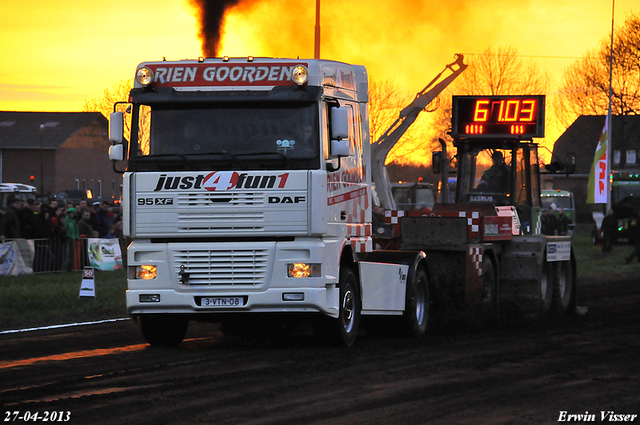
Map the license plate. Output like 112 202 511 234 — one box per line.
200 297 244 307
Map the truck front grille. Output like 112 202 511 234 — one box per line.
172 248 269 286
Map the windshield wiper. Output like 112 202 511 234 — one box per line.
134 153 197 169
234 151 299 169
181 151 243 166
134 152 243 168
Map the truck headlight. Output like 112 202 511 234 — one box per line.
287 263 321 278
291 65 308 85
136 67 154 87
136 265 157 280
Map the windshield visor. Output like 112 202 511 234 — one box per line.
130 102 320 170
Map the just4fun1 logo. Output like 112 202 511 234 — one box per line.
153 172 290 192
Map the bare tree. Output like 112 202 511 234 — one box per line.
430 46 551 159
555 13 640 126
368 77 442 165
83 79 132 119
368 78 430 164
83 79 152 155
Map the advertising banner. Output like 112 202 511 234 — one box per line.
0 241 32 276
87 238 123 271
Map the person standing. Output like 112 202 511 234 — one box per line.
624 214 640 264
542 207 558 236
0 205 5 243
556 208 570 236
78 210 97 238
601 209 618 253
65 207 80 271
95 201 113 238
4 196 23 239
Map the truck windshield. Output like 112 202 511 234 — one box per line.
129 102 320 171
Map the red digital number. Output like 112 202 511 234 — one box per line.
473 100 490 121
520 100 536 121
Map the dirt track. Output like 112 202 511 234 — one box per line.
1 276 639 425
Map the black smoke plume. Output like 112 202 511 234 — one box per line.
191 0 242 57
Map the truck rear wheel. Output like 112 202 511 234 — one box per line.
553 260 575 314
139 315 188 347
337 267 361 347
403 267 429 336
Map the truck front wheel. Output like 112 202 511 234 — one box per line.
337 267 361 347
139 315 189 347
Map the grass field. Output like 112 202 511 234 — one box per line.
0 224 637 332
0 270 127 332
572 223 640 281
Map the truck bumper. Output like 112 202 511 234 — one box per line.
126 285 339 317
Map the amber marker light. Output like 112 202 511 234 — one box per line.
287 263 321 278
136 265 157 280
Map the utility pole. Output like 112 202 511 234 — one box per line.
314 0 320 59
606 0 615 212
40 124 44 197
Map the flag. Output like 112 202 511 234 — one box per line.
586 114 610 204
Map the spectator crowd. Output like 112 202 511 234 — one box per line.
1 197 123 272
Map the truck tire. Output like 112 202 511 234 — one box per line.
337 267 361 347
140 315 188 347
481 256 497 321
403 266 429 336
553 260 575 314
540 261 554 316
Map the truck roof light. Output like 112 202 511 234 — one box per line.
136 67 154 87
222 56 230 62
247 56 254 62
291 65 308 85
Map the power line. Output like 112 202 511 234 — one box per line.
460 53 585 60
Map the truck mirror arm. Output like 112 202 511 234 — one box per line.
326 158 342 172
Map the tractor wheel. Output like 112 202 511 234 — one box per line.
539 261 554 316
553 260 575 314
481 256 497 321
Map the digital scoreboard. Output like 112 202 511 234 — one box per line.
451 95 545 139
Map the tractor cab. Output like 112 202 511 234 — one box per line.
453 141 542 234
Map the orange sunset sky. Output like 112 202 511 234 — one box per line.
1 1 637 134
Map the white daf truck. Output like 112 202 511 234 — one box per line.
109 56 575 346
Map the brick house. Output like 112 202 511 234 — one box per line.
0 111 122 201
550 115 640 221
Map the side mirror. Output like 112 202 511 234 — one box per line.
432 151 442 174
109 144 124 162
566 152 576 174
331 107 349 140
109 111 124 144
330 139 350 158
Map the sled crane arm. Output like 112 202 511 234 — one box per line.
371 54 467 210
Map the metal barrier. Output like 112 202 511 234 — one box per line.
3 238 128 274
